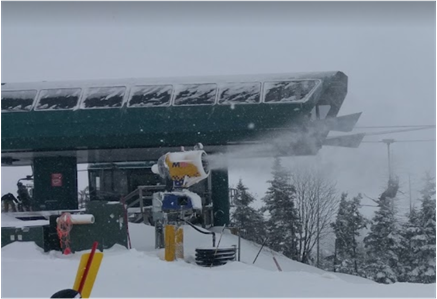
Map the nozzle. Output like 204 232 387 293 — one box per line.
151 164 159 175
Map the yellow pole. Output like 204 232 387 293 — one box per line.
165 225 176 261
73 252 104 298
175 226 184 259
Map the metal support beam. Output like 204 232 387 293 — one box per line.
382 139 395 181
211 169 230 226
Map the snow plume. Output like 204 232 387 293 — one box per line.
205 120 323 170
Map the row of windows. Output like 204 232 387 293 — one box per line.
1 79 320 112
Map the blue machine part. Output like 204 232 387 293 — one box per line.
173 178 185 188
162 193 194 211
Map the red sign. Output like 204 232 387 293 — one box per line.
51 173 63 187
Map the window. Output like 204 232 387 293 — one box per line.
113 170 128 196
174 84 217 106
218 82 261 105
264 80 319 103
36 88 81 110
128 85 172 107
81 86 126 109
1 90 37 112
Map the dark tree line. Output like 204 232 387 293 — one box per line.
231 157 338 264
230 158 435 285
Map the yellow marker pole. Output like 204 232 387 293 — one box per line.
73 242 104 298
175 226 184 259
165 225 176 261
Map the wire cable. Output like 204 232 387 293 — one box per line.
362 126 436 136
355 125 435 129
362 139 436 144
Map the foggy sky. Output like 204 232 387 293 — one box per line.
1 2 435 216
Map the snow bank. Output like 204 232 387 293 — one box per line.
1 223 435 298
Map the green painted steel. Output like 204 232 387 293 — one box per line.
1 226 45 249
33 157 78 211
1 202 128 252
2 105 310 152
211 169 230 226
1 71 347 160
68 201 128 252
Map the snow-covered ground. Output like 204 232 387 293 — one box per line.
1 222 435 298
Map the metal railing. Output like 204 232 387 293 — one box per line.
121 185 166 224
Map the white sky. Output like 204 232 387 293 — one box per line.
1 2 435 217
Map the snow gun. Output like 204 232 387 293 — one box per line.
151 144 210 262
151 145 209 189
151 145 209 217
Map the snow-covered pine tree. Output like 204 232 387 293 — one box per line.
332 193 367 276
398 206 421 282
363 178 401 284
413 173 436 283
349 194 369 278
332 193 350 272
230 179 266 244
261 157 300 260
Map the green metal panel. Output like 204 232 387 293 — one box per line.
211 169 230 226
68 201 128 252
33 157 78 211
2 227 16 247
2 72 349 164
2 104 309 152
1 226 45 249
2 202 127 252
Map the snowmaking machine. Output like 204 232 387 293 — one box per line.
150 144 211 257
150 144 234 265
151 144 209 224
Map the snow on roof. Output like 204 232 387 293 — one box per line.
1 214 49 228
1 71 343 91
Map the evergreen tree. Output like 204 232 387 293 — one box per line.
230 179 266 244
398 207 421 282
363 179 401 284
262 157 301 260
332 193 350 271
412 173 436 283
332 193 367 276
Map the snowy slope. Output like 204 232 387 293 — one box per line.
1 223 435 298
